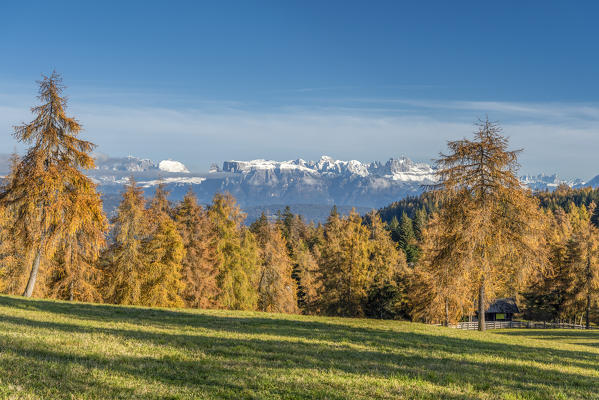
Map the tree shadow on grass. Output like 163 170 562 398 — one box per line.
0 296 598 399
2 296 597 366
494 329 599 348
1 322 597 400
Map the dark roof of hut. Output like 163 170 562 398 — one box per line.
486 298 519 314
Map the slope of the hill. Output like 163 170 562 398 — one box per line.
0 296 598 399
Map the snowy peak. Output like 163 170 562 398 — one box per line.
220 156 437 183
158 160 189 173
92 155 591 193
94 156 189 174
94 155 156 172
520 174 585 191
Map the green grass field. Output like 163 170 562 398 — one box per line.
0 296 597 399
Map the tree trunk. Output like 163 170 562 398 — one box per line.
444 298 449 327
586 255 591 329
23 246 42 297
69 281 74 301
478 280 486 331
586 288 591 330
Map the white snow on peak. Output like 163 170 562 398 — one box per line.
159 160 189 173
139 177 205 188
221 156 438 183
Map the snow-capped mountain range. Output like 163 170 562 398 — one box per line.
520 174 585 191
82 155 596 221
90 155 438 218
0 154 588 221
217 156 436 182
94 155 190 174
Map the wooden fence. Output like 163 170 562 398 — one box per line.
451 321 598 330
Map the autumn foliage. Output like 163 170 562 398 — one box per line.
1 74 598 327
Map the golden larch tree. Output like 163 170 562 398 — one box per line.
103 178 148 304
208 193 259 310
251 214 298 313
0 154 29 294
411 210 474 325
0 72 108 297
563 203 599 328
173 189 219 308
318 209 372 316
141 212 185 308
46 187 108 302
430 119 544 330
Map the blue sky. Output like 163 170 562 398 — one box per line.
1 1 599 178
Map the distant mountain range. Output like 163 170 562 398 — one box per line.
90 155 438 221
0 154 595 222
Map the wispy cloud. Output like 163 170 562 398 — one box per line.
1 92 598 179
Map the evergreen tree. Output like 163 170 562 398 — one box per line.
398 212 420 263
398 212 414 249
0 72 108 297
413 207 428 242
174 189 219 308
252 213 269 235
103 178 148 304
388 216 401 243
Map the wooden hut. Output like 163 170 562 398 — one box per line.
483 298 520 321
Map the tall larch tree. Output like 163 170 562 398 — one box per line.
251 215 298 313
174 189 219 308
292 242 320 313
364 212 409 319
411 209 474 325
431 119 543 330
148 183 171 220
0 154 29 294
141 214 185 308
103 178 148 304
138 185 184 307
46 188 108 302
276 207 321 313
0 72 108 297
564 203 599 328
208 193 259 310
318 209 372 316
367 212 406 286
523 208 574 322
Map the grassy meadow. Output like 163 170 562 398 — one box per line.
0 295 597 399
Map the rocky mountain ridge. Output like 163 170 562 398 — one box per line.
88 155 596 221
0 154 594 222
